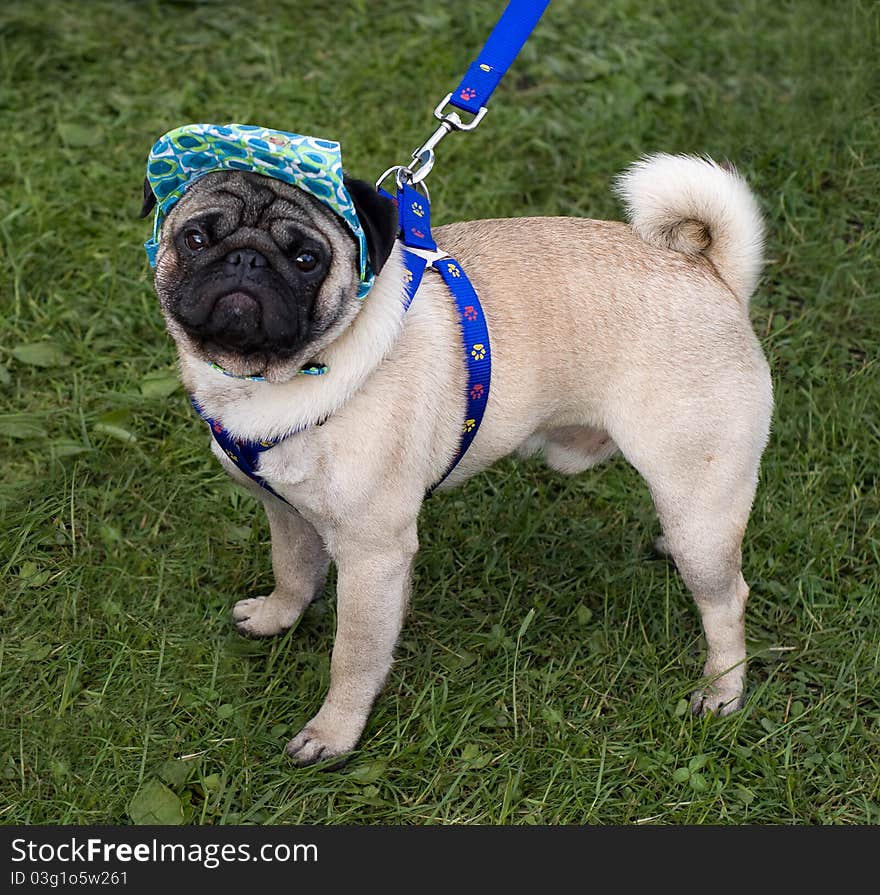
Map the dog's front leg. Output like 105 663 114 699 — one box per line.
233 499 330 638
285 521 418 766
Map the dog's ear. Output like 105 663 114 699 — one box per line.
139 177 157 218
344 176 399 275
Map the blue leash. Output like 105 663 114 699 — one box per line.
194 1 549 504
377 0 551 188
450 0 552 116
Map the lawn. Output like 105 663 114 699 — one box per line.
1 0 878 824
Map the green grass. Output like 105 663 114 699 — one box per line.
1 0 878 825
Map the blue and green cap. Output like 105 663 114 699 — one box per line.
144 123 374 300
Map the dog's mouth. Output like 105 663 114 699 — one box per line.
174 273 310 360
200 290 264 352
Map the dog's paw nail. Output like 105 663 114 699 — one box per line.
285 734 310 756
232 595 295 638
285 726 354 768
285 731 329 766
232 596 264 622
690 688 743 717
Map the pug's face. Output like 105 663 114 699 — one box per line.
147 170 397 382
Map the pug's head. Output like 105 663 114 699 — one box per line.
141 170 398 382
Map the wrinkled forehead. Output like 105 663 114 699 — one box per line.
165 171 358 257
167 171 340 233
172 171 306 215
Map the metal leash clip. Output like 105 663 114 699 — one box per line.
376 92 489 196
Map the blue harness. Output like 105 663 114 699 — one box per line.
393 183 492 493
194 183 491 501
190 0 550 505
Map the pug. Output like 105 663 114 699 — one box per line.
142 151 772 766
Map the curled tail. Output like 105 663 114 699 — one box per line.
614 153 764 303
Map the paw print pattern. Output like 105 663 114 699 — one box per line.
462 418 476 433
470 343 486 361
469 383 485 401
446 262 461 278
459 87 477 102
410 227 425 240
411 201 425 218
463 305 478 321
403 268 414 283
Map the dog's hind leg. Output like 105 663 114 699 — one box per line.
233 500 330 638
611 370 771 715
653 482 754 716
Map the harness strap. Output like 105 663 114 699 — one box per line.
394 182 492 491
429 256 491 491
191 397 301 507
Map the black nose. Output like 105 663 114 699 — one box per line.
224 248 268 269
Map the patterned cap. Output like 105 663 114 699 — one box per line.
144 123 374 300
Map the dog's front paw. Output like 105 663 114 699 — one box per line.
285 721 357 768
232 594 302 638
691 657 746 716
690 681 744 717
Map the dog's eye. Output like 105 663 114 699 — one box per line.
184 229 208 251
294 250 318 272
